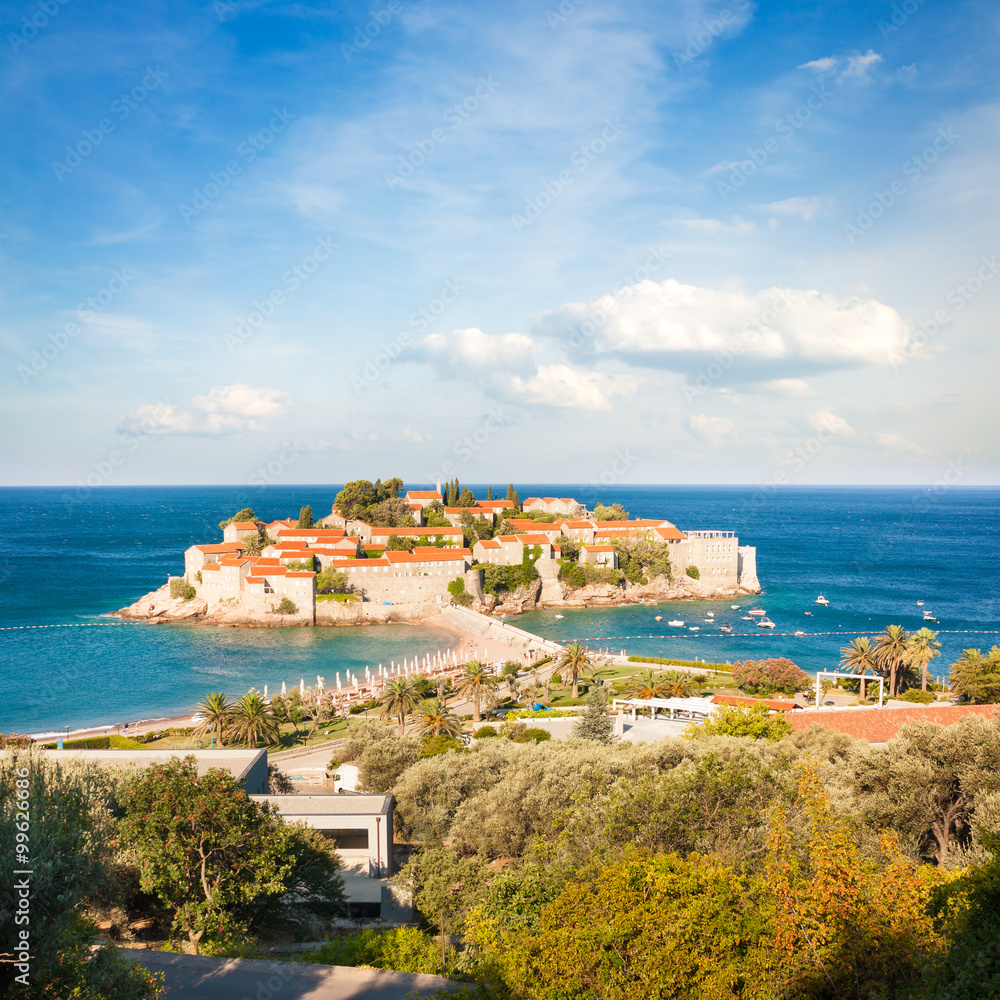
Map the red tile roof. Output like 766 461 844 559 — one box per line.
712 694 802 713
194 542 245 554
654 526 686 541
475 539 501 549
231 521 258 529
582 545 614 552
786 704 1000 742
405 491 443 500
369 526 463 537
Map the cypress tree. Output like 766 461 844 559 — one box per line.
487 485 493 500
572 686 616 744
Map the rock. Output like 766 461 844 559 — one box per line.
116 583 207 621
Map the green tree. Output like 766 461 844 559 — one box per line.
688 703 791 742
219 507 256 530
454 660 498 723
194 692 232 747
456 487 477 507
622 668 666 699
228 691 279 746
556 642 594 699
334 479 377 520
592 502 629 521
270 596 298 615
316 567 350 594
553 533 580 561
386 534 416 551
412 698 463 737
297 505 314 528
949 646 1000 704
572 686 616 744
357 737 421 793
874 624 913 697
447 576 473 607
685 564 700 579
840 635 877 700
660 669 699 697
505 483 520 509
369 496 416 527
910 627 943 692
379 678 419 737
0 751 164 999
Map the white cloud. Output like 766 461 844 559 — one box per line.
505 365 634 411
667 215 755 235
798 56 838 74
809 409 854 436
689 414 735 447
877 432 925 457
119 384 289 436
414 327 538 377
755 197 825 221
191 384 289 416
533 278 911 378
702 160 744 176
843 50 882 78
748 378 816 397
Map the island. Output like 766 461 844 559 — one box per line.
115 480 761 627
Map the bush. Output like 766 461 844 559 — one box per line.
685 565 700 579
731 658 810 695
0 733 32 749
270 597 298 615
420 734 466 757
41 735 145 750
688 704 792 742
448 577 473 607
170 578 195 600
474 725 498 739
558 559 586 588
298 927 447 975
898 688 937 704
316 568 349 594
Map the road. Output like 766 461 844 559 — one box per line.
121 949 461 999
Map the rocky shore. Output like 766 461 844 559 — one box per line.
115 571 759 628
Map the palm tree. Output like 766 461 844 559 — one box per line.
660 670 698 698
874 625 912 697
840 636 877 701
412 698 463 737
228 691 279 747
454 660 498 723
623 669 666 700
194 692 231 747
378 678 418 737
556 643 594 700
909 627 942 692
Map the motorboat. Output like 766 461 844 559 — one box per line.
731 604 740 610
795 630 805 636
554 614 565 619
748 607 766 616
706 612 714 618
923 614 937 622
815 595 829 606
741 615 753 620
756 618 776 629
668 619 684 627
917 601 925 607
655 615 662 622
804 611 812 615
719 623 732 633
689 626 700 631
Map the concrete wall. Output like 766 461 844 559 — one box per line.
314 601 446 625
737 546 760 592
670 531 739 588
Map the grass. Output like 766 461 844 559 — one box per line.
143 717 350 752
316 594 359 603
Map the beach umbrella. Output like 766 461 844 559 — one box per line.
263 684 268 701
336 675 342 691
300 677 305 694
281 681 287 698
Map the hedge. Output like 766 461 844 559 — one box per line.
627 655 731 671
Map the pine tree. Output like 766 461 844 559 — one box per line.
297 505 314 528
572 686 616 744
487 485 493 500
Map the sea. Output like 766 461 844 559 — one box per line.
1 485 997 735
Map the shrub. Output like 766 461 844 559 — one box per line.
270 597 298 615
170 577 195 600
286 559 315 572
298 927 446 975
558 559 586 588
420 734 466 757
0 733 32 749
687 704 791 742
448 577 473 607
551 672 562 684
474 725 498 739
731 658 810 695
316 568 350 594
685 565 700 579
898 688 937 704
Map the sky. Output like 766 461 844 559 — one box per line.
1 0 997 489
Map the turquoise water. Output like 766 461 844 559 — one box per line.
0 485 997 733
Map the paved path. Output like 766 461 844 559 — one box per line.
121 949 461 999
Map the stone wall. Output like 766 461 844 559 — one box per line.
315 601 446 625
344 570 458 606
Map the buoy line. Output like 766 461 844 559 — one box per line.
572 629 1000 641
0 622 137 631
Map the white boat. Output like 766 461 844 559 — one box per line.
689 626 699 631
706 612 714 618
655 616 662 622
923 614 937 622
756 618 776 629
795 630 805 636
748 607 766 616
917 601 925 607
731 604 740 610
741 615 753 620
815 595 829 606
668 620 684 627
554 614 565 619
719 624 732 633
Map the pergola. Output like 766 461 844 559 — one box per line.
612 696 718 722
814 670 885 708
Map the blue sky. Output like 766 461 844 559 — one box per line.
1 0 997 488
